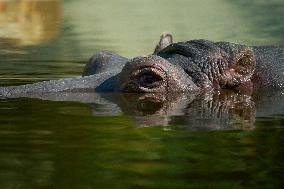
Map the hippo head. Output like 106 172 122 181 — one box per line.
118 55 199 92
118 40 256 93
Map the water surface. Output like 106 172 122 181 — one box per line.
0 0 284 188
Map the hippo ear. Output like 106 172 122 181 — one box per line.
233 48 256 76
224 48 256 88
153 32 173 54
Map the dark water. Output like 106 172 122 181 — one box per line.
0 0 284 188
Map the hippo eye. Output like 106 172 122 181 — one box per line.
135 69 164 88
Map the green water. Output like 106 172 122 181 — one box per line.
0 0 284 188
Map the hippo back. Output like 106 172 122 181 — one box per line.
252 45 284 92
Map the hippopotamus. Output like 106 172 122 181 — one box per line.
0 32 283 97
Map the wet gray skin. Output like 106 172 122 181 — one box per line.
0 33 283 97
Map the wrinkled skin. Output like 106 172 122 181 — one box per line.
119 38 283 94
0 33 283 130
0 33 283 97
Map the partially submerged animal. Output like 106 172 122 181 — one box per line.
0 32 283 97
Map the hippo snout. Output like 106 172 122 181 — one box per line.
118 55 200 93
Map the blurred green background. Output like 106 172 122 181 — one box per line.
0 0 283 84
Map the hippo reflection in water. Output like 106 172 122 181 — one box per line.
0 33 283 129
10 90 284 129
0 32 283 95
